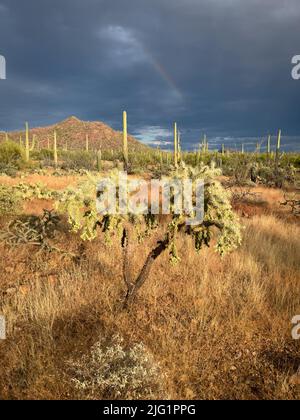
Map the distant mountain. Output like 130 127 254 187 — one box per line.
2 116 149 152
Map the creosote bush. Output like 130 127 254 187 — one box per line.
68 334 167 399
0 141 23 166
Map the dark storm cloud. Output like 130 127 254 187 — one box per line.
0 0 299 150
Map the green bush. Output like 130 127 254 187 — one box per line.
0 185 22 215
60 150 95 170
0 141 23 167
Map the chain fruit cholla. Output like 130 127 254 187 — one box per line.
56 164 242 306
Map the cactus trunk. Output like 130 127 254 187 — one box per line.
267 134 271 154
174 122 178 167
97 149 102 171
123 111 128 170
86 134 89 152
277 130 281 151
25 122 30 162
53 131 58 168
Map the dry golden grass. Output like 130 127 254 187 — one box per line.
0 173 79 190
0 191 299 400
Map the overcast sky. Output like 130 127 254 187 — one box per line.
0 0 299 151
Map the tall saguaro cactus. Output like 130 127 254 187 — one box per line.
25 122 30 162
123 111 128 170
86 134 89 152
274 129 282 186
177 129 182 163
267 134 271 155
97 149 102 171
24 122 35 162
277 129 281 151
53 130 58 168
174 122 178 167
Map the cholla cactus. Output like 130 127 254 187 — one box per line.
56 164 242 306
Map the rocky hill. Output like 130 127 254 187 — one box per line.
2 116 149 152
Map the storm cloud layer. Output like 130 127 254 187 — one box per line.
0 0 299 151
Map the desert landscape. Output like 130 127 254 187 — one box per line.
0 117 299 400
1 0 300 403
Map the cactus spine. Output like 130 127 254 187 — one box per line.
123 111 128 170
53 130 58 168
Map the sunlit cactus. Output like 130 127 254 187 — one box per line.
123 111 128 169
53 130 58 168
86 134 89 152
25 122 31 162
97 149 102 171
267 134 271 154
277 129 281 151
174 122 178 167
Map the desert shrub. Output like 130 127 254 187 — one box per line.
60 151 95 170
13 182 58 200
68 334 167 399
0 185 22 215
0 141 23 168
0 164 18 177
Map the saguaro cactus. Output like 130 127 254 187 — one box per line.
25 122 30 162
177 130 181 163
86 134 89 152
174 122 178 167
277 129 281 151
242 144 244 154
123 111 128 170
221 144 225 155
53 130 58 168
97 149 102 171
267 134 271 155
